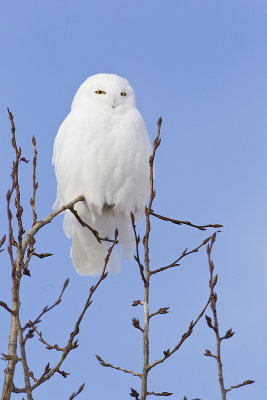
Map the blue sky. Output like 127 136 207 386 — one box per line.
0 1 267 399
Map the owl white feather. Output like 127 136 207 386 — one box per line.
53 73 152 276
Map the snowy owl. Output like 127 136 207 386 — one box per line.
53 73 152 276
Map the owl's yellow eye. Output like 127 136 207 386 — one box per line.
95 90 106 94
121 92 127 96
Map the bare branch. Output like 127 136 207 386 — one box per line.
147 391 173 396
69 383 85 400
69 206 116 243
0 234 6 253
2 109 25 400
147 295 212 371
1 353 21 362
31 327 65 351
130 388 141 399
32 252 52 259
0 301 14 315
132 300 143 307
132 317 144 333
21 195 85 257
149 307 169 319
150 211 222 231
205 233 254 398
23 279 69 331
131 212 147 286
140 117 162 400
206 234 226 399
13 230 118 394
17 317 34 399
96 355 141 378
226 380 255 393
30 136 38 227
151 236 212 275
204 349 217 359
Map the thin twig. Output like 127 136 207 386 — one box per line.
147 391 173 396
0 301 14 315
206 234 226 399
69 206 116 243
95 355 141 378
226 380 254 393
1 109 24 400
147 294 212 371
68 383 85 400
23 279 69 331
151 236 212 275
0 234 6 253
149 307 169 319
21 195 85 258
205 234 254 398
17 318 33 399
131 212 147 286
150 211 222 231
140 117 162 400
30 136 38 227
12 231 118 394
31 326 65 351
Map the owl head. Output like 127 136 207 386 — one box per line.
71 73 136 113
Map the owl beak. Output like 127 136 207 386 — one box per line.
111 98 119 108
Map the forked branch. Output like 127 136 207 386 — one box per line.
204 234 254 399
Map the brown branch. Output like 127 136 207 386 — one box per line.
9 116 33 398
69 383 85 400
96 355 141 378
204 349 217 359
151 236 212 275
32 252 52 259
226 380 255 393
147 391 172 396
140 117 162 400
21 195 85 259
17 318 33 399
31 326 65 351
205 234 254 398
206 234 226 399
149 307 169 319
131 212 147 286
69 206 116 244
132 300 143 307
13 230 118 394
25 135 38 273
28 371 37 383
0 301 14 315
30 136 38 227
0 234 6 253
130 388 141 399
2 109 24 400
147 295 212 371
132 318 144 333
23 278 69 331
8 109 24 255
34 363 50 386
1 354 21 362
150 211 222 231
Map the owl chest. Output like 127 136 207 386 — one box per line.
80 121 139 173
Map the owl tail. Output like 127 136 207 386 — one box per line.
63 205 134 276
70 225 121 276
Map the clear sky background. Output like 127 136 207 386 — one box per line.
0 1 266 399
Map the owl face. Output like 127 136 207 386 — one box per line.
71 73 136 113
